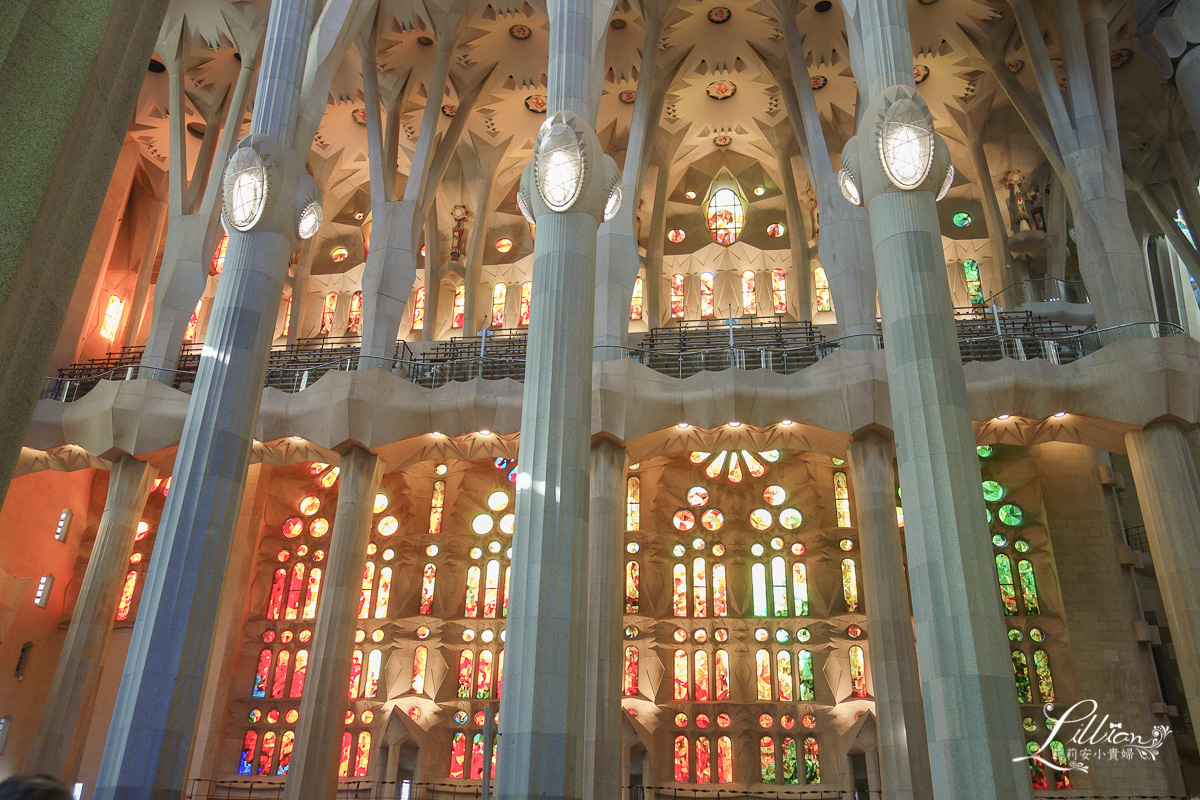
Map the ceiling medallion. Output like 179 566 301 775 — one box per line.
441 104 457 117
913 64 931 84
618 89 637 104
1110 48 1133 69
525 94 548 113
713 134 733 147
509 24 532 39
351 108 367 126
708 6 732 23
1007 59 1025 73
706 79 737 100
811 75 828 90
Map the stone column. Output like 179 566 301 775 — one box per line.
846 432 931 800
91 3 320 798
845 1 1031 797
282 447 384 800
1125 420 1200 727
582 439 625 800
23 454 157 781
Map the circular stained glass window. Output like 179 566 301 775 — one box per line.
696 714 710 728
714 628 728 642
500 513 515 534
309 518 328 537
376 516 397 536
354 630 365 643
999 504 1024 526
667 228 686 243
1014 539 1030 553
1008 628 1024 642
750 509 773 530
692 537 706 550
1030 627 1046 642
702 509 724 530
717 713 731 728
797 628 811 642
285 708 300 724
382 548 394 561
312 549 325 561
435 463 448 475
694 628 708 643
472 514 494 534
488 491 510 511
780 508 803 529
781 714 795 729
462 629 476 642
374 494 389 513
366 543 378 556
469 547 483 559
673 510 696 531
417 625 430 639
763 485 786 506
672 544 686 557
344 711 356 724
775 628 790 643
480 629 495 643
495 237 514 253
249 709 261 723
624 625 638 638
687 486 709 506
759 714 774 729
711 543 726 556
839 538 855 551
982 480 1005 503
673 628 687 642
977 445 993 458
626 542 640 553
986 508 994 524
276 549 290 562
425 545 439 557
953 211 973 228
754 628 769 642
848 624 862 638
298 629 311 642
360 710 374 724
130 553 142 564
992 533 1007 547
299 496 320 516
266 710 280 724
409 707 422 720
802 714 816 729
454 710 469 725
767 223 786 238
371 629 384 642
283 518 304 538
295 545 308 557
770 537 784 550
1022 717 1037 732
262 630 276 643
791 542 806 556
751 543 765 556
280 630 294 643
488 540 502 554
675 713 689 728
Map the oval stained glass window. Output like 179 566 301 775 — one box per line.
750 509 773 530
992 533 1007 547
977 445 994 457
673 510 696 531
499 513 515 534
779 508 803 529
667 228 686 243
717 713 731 727
687 486 710 507
487 491 510 511
310 518 329 537
763 485 786 506
472 514 495 535
374 494 389 513
283 518 304 538
707 187 745 245
999 504 1024 526
377 516 398 536
299 496 320 516
839 538 854 551
702 509 725 530
982 480 1005 503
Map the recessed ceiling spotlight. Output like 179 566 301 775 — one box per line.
780 419 793 426
728 421 742 427
1053 411 1066 418
480 429 492 436
997 414 1011 420
678 422 690 429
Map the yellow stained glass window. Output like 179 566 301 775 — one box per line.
491 284 506 327
815 267 832 313
321 292 338 334
630 276 644 320
347 291 363 334
411 287 425 330
707 187 744 245
671 274 685 319
700 272 715 318
453 284 465 328
742 270 757 314
100 295 124 341
841 558 859 612
519 281 532 326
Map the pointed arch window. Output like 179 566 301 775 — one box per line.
670 274 685 319
707 187 745 244
742 271 757 314
452 284 466 328
491 284 506 327
411 287 426 330
519 281 532 326
347 291 363 334
630 276 644 320
814 267 832 312
411 645 428 694
320 292 338 334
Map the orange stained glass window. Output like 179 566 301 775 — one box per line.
289 650 308 698
700 272 715 318
347 291 363 334
100 295 124 341
411 287 426 330
777 650 794 701
320 292 338 334
693 558 708 617
358 561 375 619
694 650 710 702
626 477 640 531
465 565 481 618
285 563 305 620
483 560 501 619
238 730 257 775
696 737 712 784
354 731 371 776
623 646 639 696
374 566 392 618
302 567 322 619
519 281 532 326
630 275 644 320
674 735 689 782
469 733 485 780
420 564 436 614
271 649 290 698
491 284 506 327
755 649 772 700
411 645 428 694
457 650 474 698
715 649 730 700
717 736 733 783
673 648 689 701
727 452 743 483
625 561 639 613
771 268 787 314
276 731 295 776
429 480 446 534
183 300 202 343
338 731 352 777
281 295 291 337
707 187 744 245
258 731 276 775
477 649 495 698
841 558 859 612
364 649 382 698
670 274 685 319
834 471 851 527
742 271 757 314
116 570 138 620
503 565 511 618
347 648 363 698
450 732 467 778
815 267 832 312
849 644 867 698
760 736 776 783
211 233 228 274
452 284 465 328
672 564 687 617
267 568 286 619
496 649 505 698
252 649 271 698
712 563 728 617
804 737 820 784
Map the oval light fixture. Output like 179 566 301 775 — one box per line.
222 146 268 231
838 168 862 206
534 116 586 211
878 98 935 190
603 184 622 222
936 163 955 201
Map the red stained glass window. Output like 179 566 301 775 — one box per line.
464 566 480 618
347 291 363 334
717 736 733 783
116 570 138 621
623 646 639 696
252 649 271 698
457 650 474 698
519 281 532 326
674 735 689 782
339 731 352 777
267 568 286 619
670 274 685 319
452 284 465 328
771 269 787 314
420 564 436 614
450 732 467 778
429 481 445 534
411 287 425 330
411 645 428 694
285 563 305 620
302 567 322 619
476 649 494 699
289 650 308 698
374 566 392 618
347 649 363 699
276 731 295 775
695 738 712 784
271 649 290 698
354 731 371 777
257 731 276 775
358 561 375 620
320 292 338 334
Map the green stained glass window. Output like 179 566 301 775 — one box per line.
977 445 993 458
782 738 798 784
1008 628 1024 642
963 258 983 304
999 503 1024 526
996 554 1018 615
1022 717 1036 732
1026 741 1047 789
797 649 815 701
1012 650 1032 703
1033 649 1055 702
1014 538 1030 553
803 737 820 784
760 737 776 783
1029 627 1046 643
992 533 1007 547
982 480 1005 503
1017 559 1040 614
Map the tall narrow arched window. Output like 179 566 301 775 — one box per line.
267 568 287 620
626 477 640 531
212 233 229 274
707 187 745 244
1017 559 1040 614
803 737 820 784
1012 650 1032 703
183 300 202 343
759 736 776 783
374 566 392 618
670 274 685 319
695 738 712 783
258 731 276 775
347 290 363 334
782 737 798 784
100 295 124 341
411 645 428 694
1033 649 1055 702
630 276 644 320
692 557 708 617
411 287 426 330
285 563 305 620
751 562 768 617
302 567 321 619
452 284 465 328
450 732 467 778
464 565 481 617
716 736 733 783
623 645 639 696
419 564 436 614
625 561 639 613
776 650 794 701
252 649 271 698
694 650 710 701
742 270 757 315
771 268 787 314
320 292 338 334
792 563 809 616
673 649 689 700
289 650 308 698
797 649 815 700
519 281 532 326
491 284 507 327
996 554 1018 615
477 649 495 698
281 295 292 337
834 472 851 527
672 564 687 617
429 480 445 534
276 730 295 776
271 649 290 698
238 731 258 775
755 649 772 700
674 735 690 782
1049 741 1071 789
849 645 867 697
469 733 486 779
700 272 715 318
358 562 376 619
712 563 728 616
963 259 984 305
339 732 352 777
354 731 371 776
814 267 832 312
1026 741 1048 789
348 649 363 698
715 649 730 700
841 558 859 612
116 571 138 621
483 559 501 618
771 556 788 617
457 650 474 698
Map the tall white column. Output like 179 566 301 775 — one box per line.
24 455 158 781
91 2 319 798
282 447 384 800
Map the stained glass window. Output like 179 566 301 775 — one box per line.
100 295 124 341
116 570 138 620
1017 559 1040 614
469 733 485 780
694 650 711 701
623 645 639 696
963 259 983 305
458 650 474 698
465 565 481 617
491 284 506 327
450 732 467 778
674 735 689 782
1012 650 1032 703
849 645 867 697
364 649 382 698
412 645 428 694
339 731 351 777
771 269 787 314
760 736 776 783
713 563 728 616
841 558 859 612
626 477 640 531
354 731 371 777
777 650 794 701
752 562 768 617
796 649 815 701
674 649 690 700
252 649 271 698
289 650 308 698
258 731 276 775
792 563 809 616
814 267 832 313
238 731 257 775
625 561 639 613
692 558 708 617
672 564 687 617
630 276 644 320
348 649 363 698
374 566 392 618
671 274 685 318
429 480 445 534
302 567 322 619
281 295 291 337
347 291 363 334
320 292 338 334
1026 741 1047 789
742 271 757 314
477 649 495 698
707 188 744 245
276 730 295 775
420 564 436 614
1033 649 1055 702
755 649 772 700
782 737 798 784
358 561 375 619
834 472 851 527
519 281 532 326
267 568 286 619
996 554 1018 615
717 736 733 783
695 737 712 783
483 559 502 619
271 649 290 698
715 649 730 700
803 737 820 784
285 563 305 620
183 300 202 343
771 557 788 617
212 234 228 274
1049 741 1071 789
700 272 715 318
496 649 505 698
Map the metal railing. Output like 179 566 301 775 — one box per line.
993 277 1091 309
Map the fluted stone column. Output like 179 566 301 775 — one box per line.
844 1 1031 797
92 3 319 799
1125 421 1200 727
847 433 931 800
23 455 157 781
282 447 384 800
582 439 625 800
